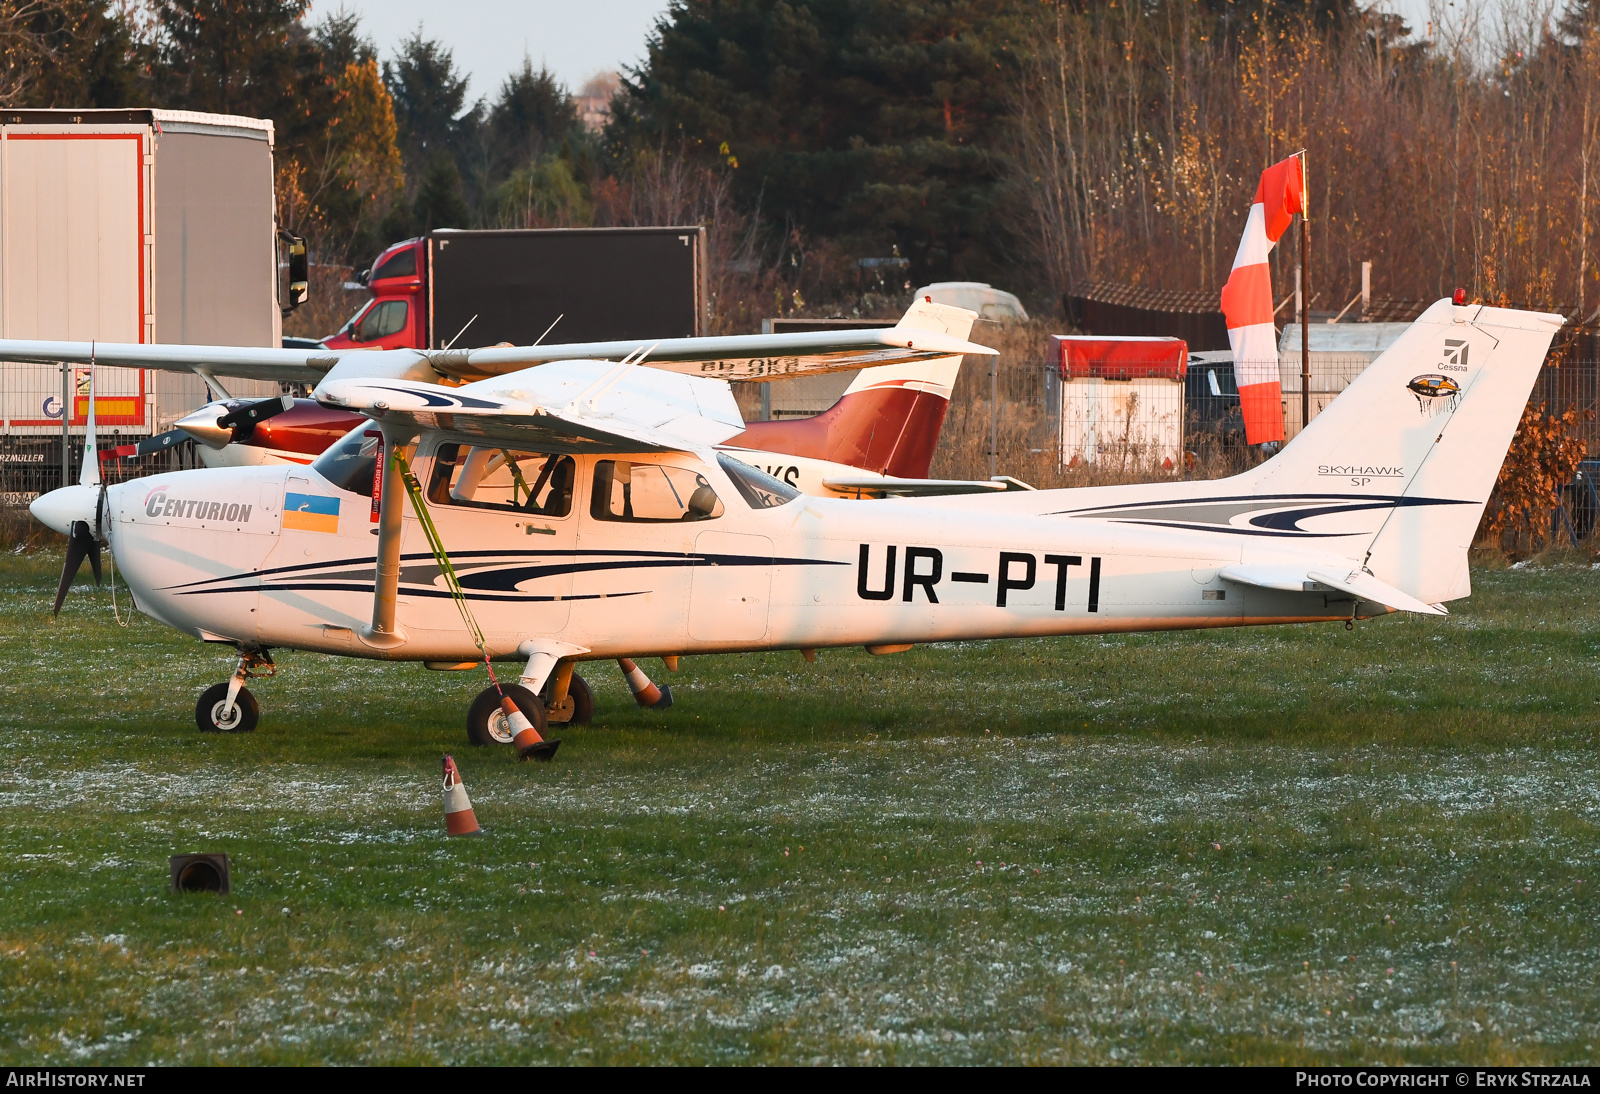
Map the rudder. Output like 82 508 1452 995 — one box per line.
1245 298 1562 603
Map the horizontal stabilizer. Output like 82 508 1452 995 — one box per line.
1218 563 1447 616
821 476 1033 498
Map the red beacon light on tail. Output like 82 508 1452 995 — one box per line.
1453 288 1467 305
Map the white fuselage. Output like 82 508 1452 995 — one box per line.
104 448 1379 665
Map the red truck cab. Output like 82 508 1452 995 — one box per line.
321 238 428 351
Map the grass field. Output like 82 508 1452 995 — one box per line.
1 548 1597 1065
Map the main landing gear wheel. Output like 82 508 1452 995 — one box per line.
196 682 259 733
467 683 543 747
545 672 593 727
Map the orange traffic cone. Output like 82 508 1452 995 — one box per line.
441 755 483 836
618 657 673 709
501 694 560 762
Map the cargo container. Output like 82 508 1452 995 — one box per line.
0 108 291 503
321 227 707 353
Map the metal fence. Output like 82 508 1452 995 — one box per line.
0 436 206 508
0 362 284 508
1531 358 1600 450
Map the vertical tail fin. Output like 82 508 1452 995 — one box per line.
1244 298 1562 603
731 300 979 477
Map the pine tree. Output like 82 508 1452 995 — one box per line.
151 0 332 137
610 0 1029 283
411 153 470 232
383 30 479 187
486 57 579 182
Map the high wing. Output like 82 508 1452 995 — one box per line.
0 299 994 388
0 340 338 385
317 360 744 455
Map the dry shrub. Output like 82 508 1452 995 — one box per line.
283 261 362 342
1008 1 1600 318
1480 402 1591 557
0 505 56 551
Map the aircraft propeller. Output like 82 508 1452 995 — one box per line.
52 362 108 617
174 393 295 449
135 427 191 457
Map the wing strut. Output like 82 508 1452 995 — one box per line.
358 428 415 650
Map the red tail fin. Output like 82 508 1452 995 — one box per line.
729 298 977 477
731 381 952 478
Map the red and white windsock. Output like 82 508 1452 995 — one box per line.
441 754 483 837
1219 154 1307 446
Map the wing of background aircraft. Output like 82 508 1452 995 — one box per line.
819 475 1036 498
0 298 994 387
316 359 742 455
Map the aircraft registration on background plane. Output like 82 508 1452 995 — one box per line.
21 298 1561 757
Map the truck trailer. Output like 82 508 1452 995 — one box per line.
0 108 293 505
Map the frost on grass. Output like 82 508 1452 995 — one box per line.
4 558 1600 1063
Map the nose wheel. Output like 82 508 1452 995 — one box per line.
195 649 273 734
196 681 259 733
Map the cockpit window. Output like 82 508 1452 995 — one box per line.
590 460 723 522
427 443 575 517
312 425 379 495
718 453 800 509
371 247 417 281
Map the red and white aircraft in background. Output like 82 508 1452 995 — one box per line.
154 299 1005 500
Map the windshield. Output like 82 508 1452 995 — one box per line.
718 453 800 509
312 425 379 495
340 300 371 335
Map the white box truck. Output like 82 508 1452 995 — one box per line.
0 108 293 504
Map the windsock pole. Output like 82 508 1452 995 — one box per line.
441 755 484 836
618 658 673 709
1300 151 1311 435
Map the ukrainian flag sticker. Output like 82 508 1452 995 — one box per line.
283 492 340 533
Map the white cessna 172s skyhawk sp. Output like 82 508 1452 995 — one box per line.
25 298 1560 752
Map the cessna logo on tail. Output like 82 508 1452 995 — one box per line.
1440 338 1469 371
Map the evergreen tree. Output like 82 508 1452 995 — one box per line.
411 152 470 231
383 30 479 187
610 0 1029 283
21 1 152 108
151 0 333 141
487 58 579 181
313 5 376 71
